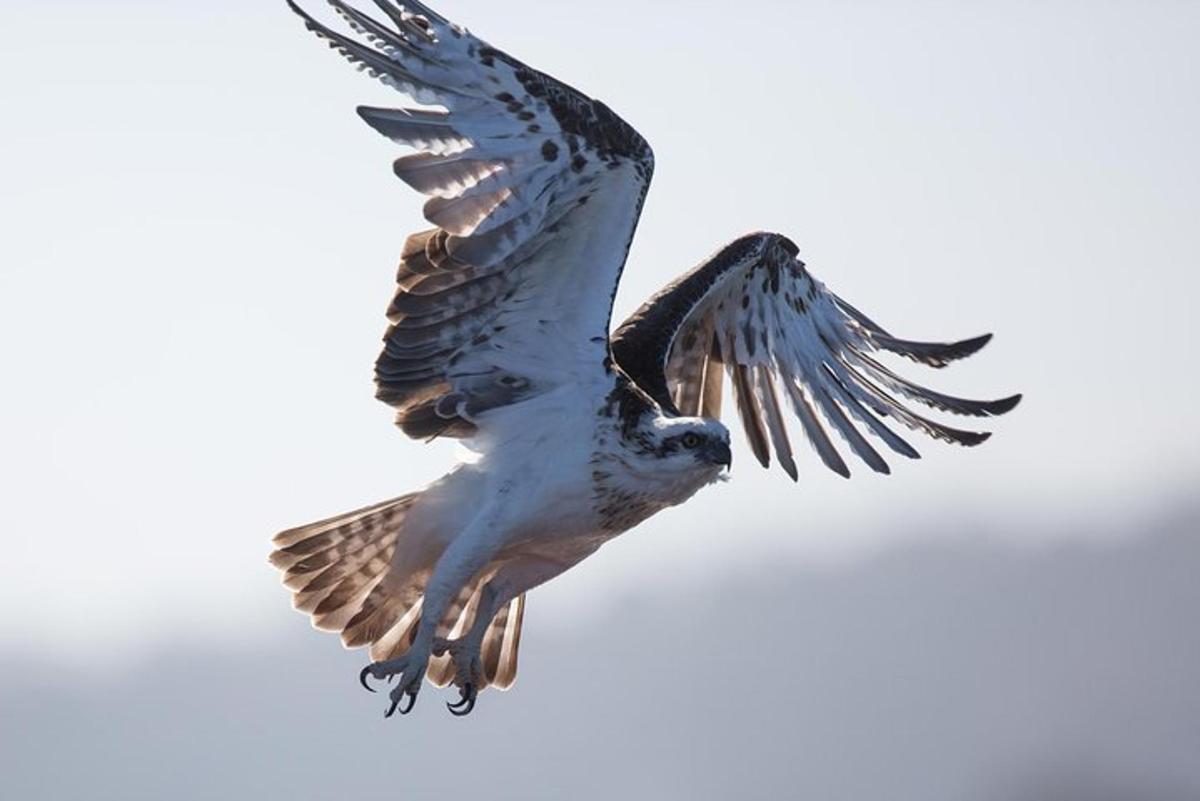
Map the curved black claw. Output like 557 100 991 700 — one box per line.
359 666 377 693
447 684 477 717
385 689 418 719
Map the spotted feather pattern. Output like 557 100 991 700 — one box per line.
612 233 1022 480
287 1 655 441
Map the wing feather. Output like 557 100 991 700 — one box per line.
847 347 1022 417
813 385 892 475
779 374 851 479
289 0 655 441
732 363 771 469
667 319 712 417
701 334 726 420
756 366 799 481
819 362 922 459
612 233 1020 478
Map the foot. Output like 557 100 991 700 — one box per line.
433 637 483 716
358 647 431 718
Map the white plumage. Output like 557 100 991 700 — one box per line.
273 0 1020 717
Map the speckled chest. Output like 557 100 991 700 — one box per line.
589 450 667 533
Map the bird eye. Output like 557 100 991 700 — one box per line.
681 433 702 449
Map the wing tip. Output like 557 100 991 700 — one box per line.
958 430 993 448
988 393 1023 416
872 331 996 369
966 332 994 350
356 105 387 126
937 333 994 366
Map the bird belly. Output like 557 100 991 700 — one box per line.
454 383 682 572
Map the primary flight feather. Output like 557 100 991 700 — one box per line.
272 0 1021 718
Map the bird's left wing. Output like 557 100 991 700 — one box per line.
288 1 654 439
611 233 1021 480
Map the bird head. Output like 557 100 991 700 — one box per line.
617 415 733 502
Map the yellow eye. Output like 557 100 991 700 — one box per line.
682 433 702 449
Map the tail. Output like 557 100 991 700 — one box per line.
426 592 526 691
270 494 526 690
481 593 526 691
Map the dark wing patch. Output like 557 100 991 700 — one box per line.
611 233 1021 480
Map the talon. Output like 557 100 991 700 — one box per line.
386 689 417 718
447 683 476 717
359 666 376 693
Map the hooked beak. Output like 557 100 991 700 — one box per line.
704 439 733 471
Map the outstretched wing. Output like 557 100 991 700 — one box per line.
611 233 1021 480
288 1 654 439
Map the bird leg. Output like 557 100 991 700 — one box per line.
432 583 498 717
360 518 501 718
432 556 574 716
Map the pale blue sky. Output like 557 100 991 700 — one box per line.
1 0 1197 657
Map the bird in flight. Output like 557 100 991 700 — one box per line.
272 0 1021 718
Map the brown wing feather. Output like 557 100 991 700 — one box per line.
732 362 771 469
288 0 655 442
701 333 726 420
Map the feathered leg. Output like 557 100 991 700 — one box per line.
433 582 498 716
432 557 567 715
360 516 501 717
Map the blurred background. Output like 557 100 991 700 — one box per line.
1 1 1197 798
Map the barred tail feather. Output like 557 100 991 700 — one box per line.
483 594 525 691
270 488 526 693
425 576 527 691
271 493 422 639
424 590 526 691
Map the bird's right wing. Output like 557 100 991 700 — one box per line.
288 1 655 439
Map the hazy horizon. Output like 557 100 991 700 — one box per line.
4 502 1198 800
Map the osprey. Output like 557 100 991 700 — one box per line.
272 0 1021 718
